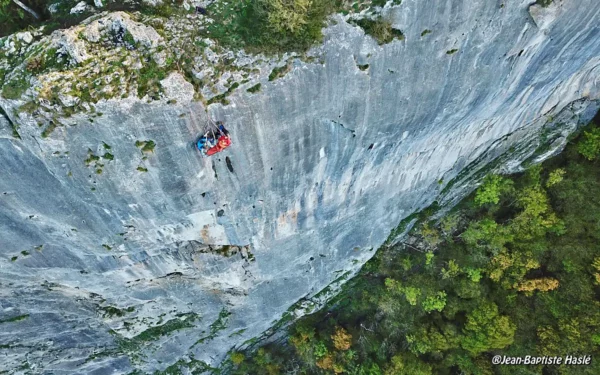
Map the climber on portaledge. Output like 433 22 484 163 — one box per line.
197 122 232 157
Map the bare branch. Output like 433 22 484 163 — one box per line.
399 241 427 253
360 323 374 332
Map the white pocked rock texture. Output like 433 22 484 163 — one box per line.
1 0 600 373
161 72 196 105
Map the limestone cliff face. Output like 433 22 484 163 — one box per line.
1 0 600 373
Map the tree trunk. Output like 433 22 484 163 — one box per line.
12 0 40 20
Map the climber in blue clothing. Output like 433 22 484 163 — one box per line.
196 133 216 152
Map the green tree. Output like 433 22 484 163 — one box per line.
487 249 539 287
422 291 447 313
517 186 549 217
408 324 460 353
440 214 460 236
385 354 432 375
403 286 421 306
474 175 513 206
593 257 600 284
546 168 566 187
441 259 461 279
510 186 565 239
455 278 482 299
425 251 435 267
461 218 510 252
577 127 600 160
466 268 482 282
230 351 245 365
537 326 561 355
314 341 328 358
419 222 442 249
384 278 421 306
461 301 516 355
254 348 281 375
289 323 316 359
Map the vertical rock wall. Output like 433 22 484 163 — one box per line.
1 0 600 373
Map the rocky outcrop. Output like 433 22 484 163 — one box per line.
1 0 600 373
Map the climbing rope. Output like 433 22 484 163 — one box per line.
202 117 216 140
206 117 226 140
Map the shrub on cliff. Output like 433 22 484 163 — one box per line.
254 0 312 35
208 0 337 53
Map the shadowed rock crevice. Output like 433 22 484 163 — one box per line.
329 119 357 137
225 156 234 173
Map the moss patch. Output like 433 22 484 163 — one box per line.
207 82 240 105
1 76 30 99
100 305 135 318
135 140 156 153
268 64 291 81
41 121 59 138
25 48 69 75
246 83 261 93
0 314 29 324
0 106 19 138
115 313 200 353
84 151 101 166
194 308 231 345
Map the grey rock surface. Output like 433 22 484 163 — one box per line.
1 0 600 373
